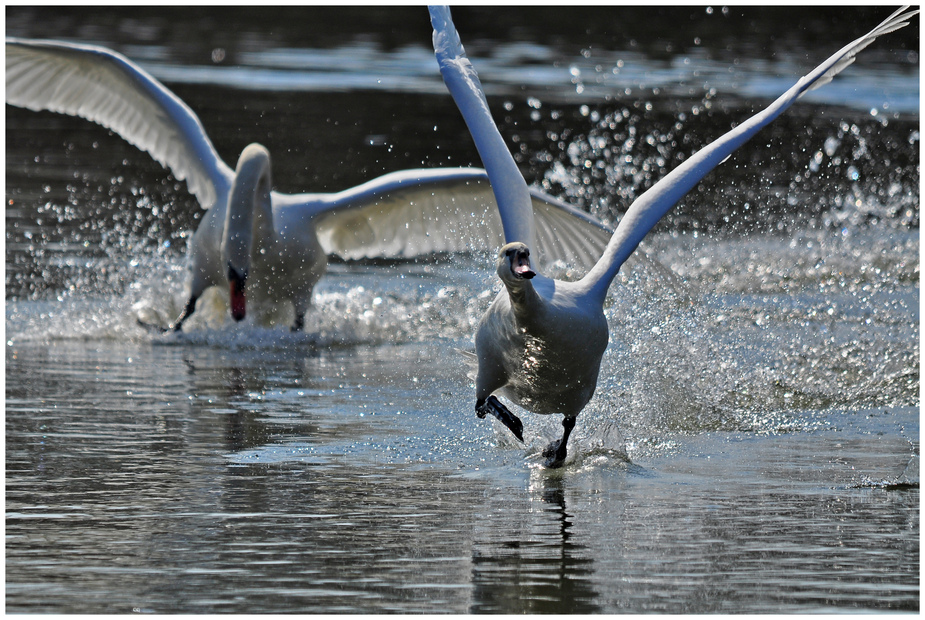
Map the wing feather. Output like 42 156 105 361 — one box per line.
313 168 610 269
6 37 233 209
428 6 538 256
582 5 918 299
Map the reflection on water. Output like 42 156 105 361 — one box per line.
5 337 920 613
5 4 920 614
470 477 600 614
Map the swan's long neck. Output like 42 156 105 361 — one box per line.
223 143 274 274
504 277 541 321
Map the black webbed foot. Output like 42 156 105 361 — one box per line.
542 415 577 468
475 395 524 442
136 318 170 333
542 439 567 468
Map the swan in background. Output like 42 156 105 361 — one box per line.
6 38 613 332
429 5 917 467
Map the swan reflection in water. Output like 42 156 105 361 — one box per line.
469 475 600 613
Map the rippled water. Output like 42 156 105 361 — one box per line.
5 6 920 613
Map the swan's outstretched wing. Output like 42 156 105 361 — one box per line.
583 5 918 297
312 167 610 269
6 37 233 210
428 6 538 259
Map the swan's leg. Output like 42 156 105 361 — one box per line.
542 415 576 468
169 294 199 332
136 293 198 333
475 395 524 442
291 293 311 332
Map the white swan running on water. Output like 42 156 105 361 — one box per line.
6 38 614 332
429 5 917 467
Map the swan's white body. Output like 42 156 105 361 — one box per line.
429 5 917 466
476 267 608 418
6 37 615 331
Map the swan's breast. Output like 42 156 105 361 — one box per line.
485 282 609 415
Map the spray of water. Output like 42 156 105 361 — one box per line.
7 92 918 465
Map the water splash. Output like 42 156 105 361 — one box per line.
514 96 918 237
7 91 917 452
484 93 920 448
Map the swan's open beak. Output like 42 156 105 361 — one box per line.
512 251 535 280
228 265 247 321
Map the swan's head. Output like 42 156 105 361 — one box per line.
222 143 272 322
497 242 536 284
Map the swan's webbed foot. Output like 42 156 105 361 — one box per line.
476 395 524 442
542 439 567 468
136 318 170 333
542 415 577 468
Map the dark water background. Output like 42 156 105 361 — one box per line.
5 5 920 613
